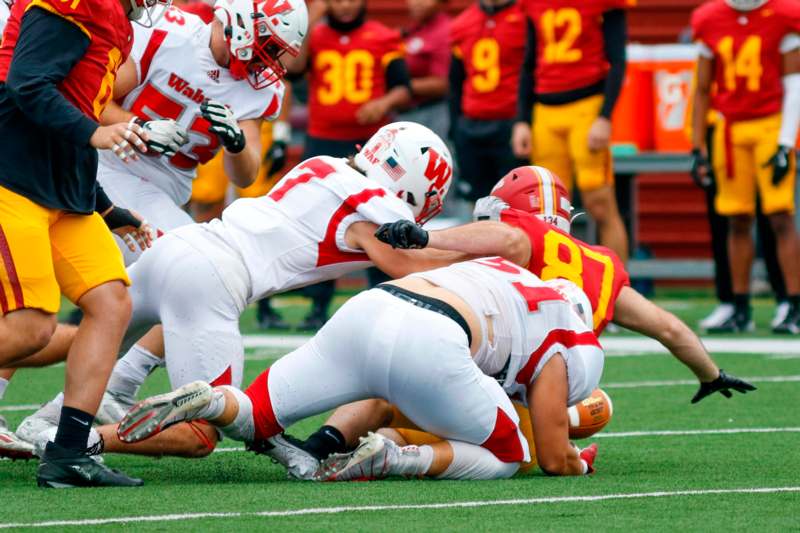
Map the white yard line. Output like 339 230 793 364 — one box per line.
602 375 800 388
1 486 798 529
0 404 39 412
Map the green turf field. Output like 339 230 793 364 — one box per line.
2 292 799 530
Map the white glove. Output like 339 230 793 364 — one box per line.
137 118 189 158
200 99 245 153
473 196 510 221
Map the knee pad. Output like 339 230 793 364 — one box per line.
216 385 256 442
436 441 520 481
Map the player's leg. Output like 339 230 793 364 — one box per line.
38 211 141 487
568 96 629 262
712 120 757 332
754 203 789 327
3 324 77 368
531 103 572 188
302 399 396 460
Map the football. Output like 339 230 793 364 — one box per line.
568 388 613 439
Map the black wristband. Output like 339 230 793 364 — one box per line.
103 206 141 230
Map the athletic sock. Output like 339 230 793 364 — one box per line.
0 377 8 400
788 294 800 312
107 344 163 399
53 406 94 451
303 425 347 460
733 293 750 316
393 443 434 477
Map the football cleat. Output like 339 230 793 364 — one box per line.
247 433 320 480
16 395 63 445
770 301 790 329
316 432 407 482
33 426 104 462
772 304 800 335
117 381 212 443
0 424 35 461
699 303 736 331
706 310 754 333
37 441 141 489
95 390 137 426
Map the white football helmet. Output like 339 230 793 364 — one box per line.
544 278 593 330
129 0 172 27
214 0 308 89
355 122 453 224
725 0 768 11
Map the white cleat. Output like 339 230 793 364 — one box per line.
699 303 735 331
249 434 320 480
316 432 409 482
95 390 136 426
0 424 35 461
117 381 212 443
771 301 790 329
16 394 63 445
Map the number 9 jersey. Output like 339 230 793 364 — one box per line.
99 7 284 206
500 208 630 336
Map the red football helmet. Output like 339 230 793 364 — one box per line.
490 166 573 232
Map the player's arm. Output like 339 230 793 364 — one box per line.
347 221 470 279
528 355 593 476
612 286 756 402
374 219 532 267
511 19 536 158
99 58 139 125
766 43 800 185
356 57 412 125
588 9 627 151
222 118 262 188
448 52 465 138
689 46 714 188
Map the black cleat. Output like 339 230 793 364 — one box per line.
36 441 143 488
706 310 754 333
772 306 800 335
257 309 291 331
297 311 327 331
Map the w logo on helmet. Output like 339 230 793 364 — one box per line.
260 0 292 16
423 148 452 190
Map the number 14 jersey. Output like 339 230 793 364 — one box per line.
99 8 284 206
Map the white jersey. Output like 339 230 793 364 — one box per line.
98 7 284 205
0 1 9 35
412 257 604 406
174 156 415 304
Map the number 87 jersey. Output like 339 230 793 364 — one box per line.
100 7 284 206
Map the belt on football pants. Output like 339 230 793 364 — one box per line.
377 284 473 346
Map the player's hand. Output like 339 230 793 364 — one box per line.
102 206 155 252
691 369 757 404
690 148 714 190
201 99 245 153
579 443 598 474
90 122 149 163
763 145 793 186
356 99 389 125
587 116 611 151
375 220 429 249
511 122 532 159
473 195 510 221
134 118 189 158
308 0 327 23
265 140 287 177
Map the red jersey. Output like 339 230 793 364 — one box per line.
0 0 132 120
307 20 403 141
450 2 526 120
523 0 634 95
691 0 800 122
501 208 630 335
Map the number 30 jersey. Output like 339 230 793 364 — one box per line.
175 156 415 304
449 2 527 121
411 257 604 407
501 208 629 336
99 7 284 206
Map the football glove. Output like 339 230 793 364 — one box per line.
691 369 757 404
763 145 793 186
133 118 189 158
579 443 598 474
265 140 287 177
473 195 510 221
689 148 713 190
200 99 245 154
375 220 429 249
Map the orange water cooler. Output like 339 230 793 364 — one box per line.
612 44 655 152
651 44 697 153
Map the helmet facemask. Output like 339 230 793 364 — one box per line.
724 0 768 11
129 0 172 27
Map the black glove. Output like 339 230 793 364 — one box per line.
375 220 429 249
265 140 287 177
102 206 142 230
690 148 713 190
691 369 757 404
763 145 793 186
200 99 245 154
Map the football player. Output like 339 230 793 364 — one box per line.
511 0 633 263
118 260 601 480
690 0 800 333
449 0 528 200
283 0 413 329
16 123 459 461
